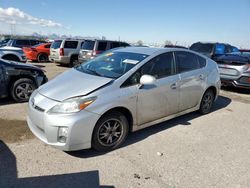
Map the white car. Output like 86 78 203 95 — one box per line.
27 47 220 152
0 46 27 62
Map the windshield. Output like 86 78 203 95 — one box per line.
76 51 149 78
81 40 95 50
51 40 62 49
190 43 214 53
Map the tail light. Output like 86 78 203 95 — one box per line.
59 48 64 56
92 50 101 57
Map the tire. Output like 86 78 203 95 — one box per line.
199 89 215 115
69 56 79 67
92 111 129 152
10 78 36 102
2 55 20 62
37 53 48 62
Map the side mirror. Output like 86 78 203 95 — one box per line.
140 75 156 86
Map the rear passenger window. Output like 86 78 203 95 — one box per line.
30 40 39 46
64 41 78 49
15 40 30 46
110 42 120 49
175 51 200 73
97 42 107 51
197 55 206 68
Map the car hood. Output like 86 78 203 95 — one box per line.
38 68 113 101
4 60 43 71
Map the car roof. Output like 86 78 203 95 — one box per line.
114 47 188 55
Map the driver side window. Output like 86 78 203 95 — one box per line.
121 52 175 87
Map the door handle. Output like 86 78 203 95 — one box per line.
170 83 177 89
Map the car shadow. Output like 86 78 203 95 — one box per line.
0 140 114 188
0 97 16 105
0 97 27 106
221 86 250 94
68 95 232 158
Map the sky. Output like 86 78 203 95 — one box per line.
0 0 250 48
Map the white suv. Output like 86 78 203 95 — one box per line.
49 39 85 67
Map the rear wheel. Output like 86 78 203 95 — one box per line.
10 78 36 102
92 111 129 152
199 89 215 114
69 56 79 67
37 53 48 62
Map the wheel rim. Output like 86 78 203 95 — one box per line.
202 92 213 112
15 83 33 100
97 119 124 147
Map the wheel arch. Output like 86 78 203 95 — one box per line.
8 75 37 94
37 52 48 60
205 85 217 101
98 106 134 132
2 54 20 61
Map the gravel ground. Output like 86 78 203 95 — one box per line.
0 62 249 188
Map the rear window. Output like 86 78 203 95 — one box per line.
64 41 78 49
97 41 108 51
81 40 95 50
190 43 214 53
51 40 62 49
44 44 51 48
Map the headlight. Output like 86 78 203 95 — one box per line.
48 96 97 114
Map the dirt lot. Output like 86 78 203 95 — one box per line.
0 62 249 188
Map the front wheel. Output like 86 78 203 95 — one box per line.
10 78 36 102
199 89 215 114
92 112 129 152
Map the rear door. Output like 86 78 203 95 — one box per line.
175 51 206 112
50 40 62 59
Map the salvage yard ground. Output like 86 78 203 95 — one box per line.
0 62 250 188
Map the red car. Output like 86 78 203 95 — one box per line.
23 43 51 62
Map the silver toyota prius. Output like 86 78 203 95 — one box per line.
27 47 221 152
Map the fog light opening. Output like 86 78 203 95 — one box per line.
58 127 68 143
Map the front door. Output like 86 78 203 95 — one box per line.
136 52 180 125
